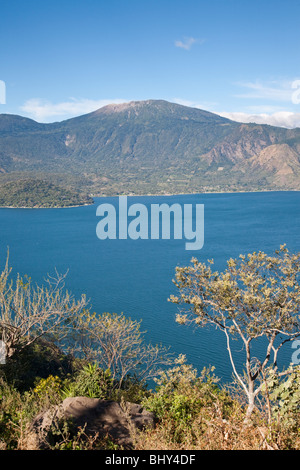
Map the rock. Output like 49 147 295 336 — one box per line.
32 397 154 449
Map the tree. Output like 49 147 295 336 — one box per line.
74 311 172 388
0 255 89 360
169 245 300 419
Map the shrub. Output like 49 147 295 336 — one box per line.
141 355 233 443
111 373 150 404
61 363 113 399
268 366 300 430
1 337 74 392
33 375 63 405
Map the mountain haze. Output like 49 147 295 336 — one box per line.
0 99 300 197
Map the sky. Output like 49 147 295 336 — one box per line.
1 0 300 127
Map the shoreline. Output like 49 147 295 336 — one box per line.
92 188 300 199
0 188 299 209
0 202 95 210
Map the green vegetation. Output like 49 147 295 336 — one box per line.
170 245 300 421
0 179 93 208
0 248 299 450
0 100 300 205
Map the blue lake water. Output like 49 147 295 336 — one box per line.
0 191 299 383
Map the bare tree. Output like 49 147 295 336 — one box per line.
75 311 172 387
169 245 300 420
0 255 89 359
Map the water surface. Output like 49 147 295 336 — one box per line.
0 191 299 383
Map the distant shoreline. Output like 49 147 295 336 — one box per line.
93 188 300 198
0 188 299 209
0 202 95 209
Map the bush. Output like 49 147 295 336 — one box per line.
268 366 300 430
141 355 233 444
33 375 63 406
111 374 150 404
61 363 113 399
0 377 42 449
1 337 75 392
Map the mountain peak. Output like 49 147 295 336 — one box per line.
1 99 300 194
93 99 169 115
90 99 229 124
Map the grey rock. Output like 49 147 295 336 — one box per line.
32 397 154 448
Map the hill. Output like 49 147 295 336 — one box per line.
0 99 300 199
0 179 93 208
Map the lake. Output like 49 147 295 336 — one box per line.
0 191 299 383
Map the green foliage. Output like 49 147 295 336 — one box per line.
1 100 300 200
111 374 150 404
1 337 75 391
0 256 300 449
268 366 300 429
0 377 43 449
142 355 232 442
0 379 21 449
33 375 63 404
0 178 93 208
61 363 113 399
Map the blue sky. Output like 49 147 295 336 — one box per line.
1 0 300 127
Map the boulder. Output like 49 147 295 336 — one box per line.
32 397 154 448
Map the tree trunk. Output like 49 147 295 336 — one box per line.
244 380 256 423
245 396 255 419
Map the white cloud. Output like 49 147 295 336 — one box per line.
172 94 300 128
234 79 297 103
218 111 300 129
174 37 204 50
19 96 300 129
20 98 128 122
